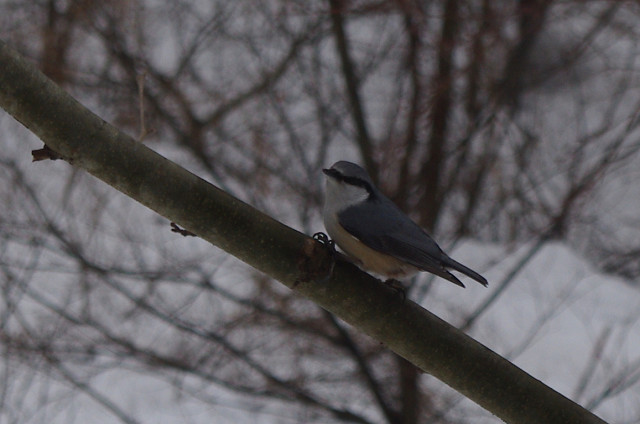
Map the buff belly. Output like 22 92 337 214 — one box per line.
325 218 419 278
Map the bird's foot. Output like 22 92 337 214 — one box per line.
312 232 336 283
313 232 336 254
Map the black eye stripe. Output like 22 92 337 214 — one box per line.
324 168 374 194
339 176 374 197
341 175 368 188
322 168 372 192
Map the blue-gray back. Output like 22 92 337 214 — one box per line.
337 194 446 270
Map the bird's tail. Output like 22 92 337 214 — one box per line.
441 256 488 287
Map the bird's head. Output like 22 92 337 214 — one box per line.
322 161 375 211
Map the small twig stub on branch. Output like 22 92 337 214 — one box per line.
32 144 63 161
170 222 197 237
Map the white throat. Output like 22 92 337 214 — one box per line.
323 178 369 216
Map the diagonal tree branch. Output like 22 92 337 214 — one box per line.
0 39 607 424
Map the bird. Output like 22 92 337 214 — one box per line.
322 161 488 288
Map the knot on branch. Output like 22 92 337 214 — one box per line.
295 232 336 287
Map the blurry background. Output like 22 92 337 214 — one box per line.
1 1 640 423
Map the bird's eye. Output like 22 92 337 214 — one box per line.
342 176 359 185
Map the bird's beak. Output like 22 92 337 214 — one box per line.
322 168 340 179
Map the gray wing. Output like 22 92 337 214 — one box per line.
338 200 487 287
337 200 450 273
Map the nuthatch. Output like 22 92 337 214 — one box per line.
323 161 488 288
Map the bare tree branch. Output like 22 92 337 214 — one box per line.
327 0 377 178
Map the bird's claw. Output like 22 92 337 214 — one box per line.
313 232 336 253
